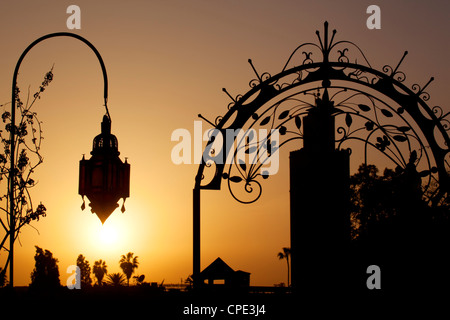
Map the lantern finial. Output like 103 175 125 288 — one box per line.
101 114 111 134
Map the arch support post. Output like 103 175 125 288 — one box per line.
193 187 201 289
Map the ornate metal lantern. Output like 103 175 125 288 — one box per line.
79 114 130 223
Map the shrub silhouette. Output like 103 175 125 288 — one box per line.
29 246 60 290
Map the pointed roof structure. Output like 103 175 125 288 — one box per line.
201 257 235 278
200 257 250 288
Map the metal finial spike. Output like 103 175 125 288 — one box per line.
329 29 337 48
222 88 236 102
248 59 261 81
198 114 216 128
324 21 329 51
421 77 434 93
393 51 408 75
316 30 324 51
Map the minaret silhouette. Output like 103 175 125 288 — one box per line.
289 88 351 293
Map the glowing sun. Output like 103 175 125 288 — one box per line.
99 223 118 245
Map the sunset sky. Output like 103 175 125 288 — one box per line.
0 1 449 287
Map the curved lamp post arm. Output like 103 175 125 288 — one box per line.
11 32 109 117
8 32 109 287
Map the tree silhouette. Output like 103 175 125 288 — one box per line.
349 162 447 243
119 252 139 286
0 69 53 277
105 272 126 287
277 247 291 287
76 254 92 288
93 259 108 286
350 163 450 291
29 246 60 290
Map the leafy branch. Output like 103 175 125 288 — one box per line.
0 67 53 277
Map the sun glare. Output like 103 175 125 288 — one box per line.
99 223 118 245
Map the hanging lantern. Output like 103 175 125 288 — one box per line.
79 114 130 223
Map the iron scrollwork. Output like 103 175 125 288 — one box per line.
195 22 449 206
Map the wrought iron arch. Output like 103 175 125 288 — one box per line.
192 21 449 285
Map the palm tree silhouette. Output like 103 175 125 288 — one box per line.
105 273 126 287
277 247 291 287
93 259 108 286
119 252 139 286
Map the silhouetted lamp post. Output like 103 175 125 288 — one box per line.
7 33 130 287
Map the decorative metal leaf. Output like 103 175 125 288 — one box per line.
246 130 255 143
358 104 371 112
397 126 411 133
419 170 431 177
345 113 352 127
278 110 290 120
239 160 247 172
393 135 407 142
279 126 287 135
229 176 243 183
260 116 271 126
261 171 269 179
294 116 302 129
381 109 393 117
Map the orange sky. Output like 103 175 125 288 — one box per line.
0 0 449 287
